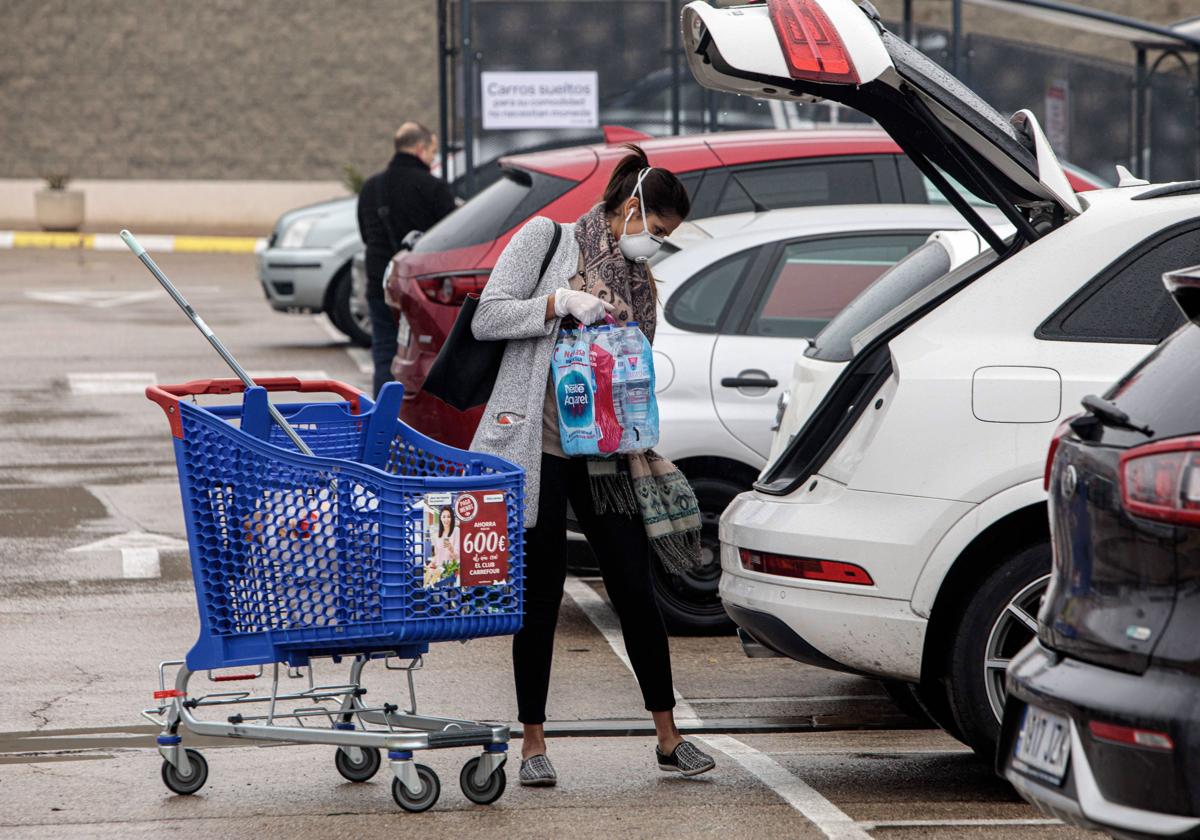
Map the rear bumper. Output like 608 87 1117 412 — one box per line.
1000 642 1200 839
257 247 344 312
719 542 926 681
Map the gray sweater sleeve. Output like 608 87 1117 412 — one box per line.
472 216 559 341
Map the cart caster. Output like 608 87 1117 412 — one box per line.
335 745 381 783
391 764 440 812
161 748 208 795
460 756 507 805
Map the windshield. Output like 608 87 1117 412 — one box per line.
414 167 575 253
806 238 953 362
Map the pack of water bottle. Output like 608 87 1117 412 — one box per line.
551 321 659 456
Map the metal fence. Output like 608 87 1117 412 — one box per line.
439 0 1198 196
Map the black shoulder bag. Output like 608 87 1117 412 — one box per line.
422 222 562 411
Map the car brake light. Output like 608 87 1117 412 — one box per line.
415 273 489 305
1044 415 1078 491
1089 720 1174 752
766 0 859 85
739 548 873 585
1119 436 1200 526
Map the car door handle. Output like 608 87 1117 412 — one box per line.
721 376 778 389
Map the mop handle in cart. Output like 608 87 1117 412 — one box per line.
119 229 315 457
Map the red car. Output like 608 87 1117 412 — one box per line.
387 128 1104 448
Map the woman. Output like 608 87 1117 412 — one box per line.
470 145 715 786
425 506 459 587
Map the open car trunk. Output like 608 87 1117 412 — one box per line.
683 0 1080 251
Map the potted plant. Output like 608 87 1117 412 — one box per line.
35 173 85 232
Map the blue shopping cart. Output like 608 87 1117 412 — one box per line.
142 377 524 812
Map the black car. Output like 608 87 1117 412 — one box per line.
998 263 1200 839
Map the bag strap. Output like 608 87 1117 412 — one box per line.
540 222 562 281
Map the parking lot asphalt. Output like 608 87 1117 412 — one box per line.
0 250 1097 838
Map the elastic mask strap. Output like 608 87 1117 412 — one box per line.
623 167 654 238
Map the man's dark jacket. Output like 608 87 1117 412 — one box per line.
357 152 456 300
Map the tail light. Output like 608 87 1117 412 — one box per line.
1044 416 1078 491
1089 719 1174 752
739 548 873 585
415 272 490 305
766 0 859 84
1119 436 1200 526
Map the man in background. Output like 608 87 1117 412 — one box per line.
357 121 457 396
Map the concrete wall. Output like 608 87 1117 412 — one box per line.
0 0 440 182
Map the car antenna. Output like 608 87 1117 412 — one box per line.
728 171 770 214
119 229 315 456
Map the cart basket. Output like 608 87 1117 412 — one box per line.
147 378 525 670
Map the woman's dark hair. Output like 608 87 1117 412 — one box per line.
437 506 456 538
601 144 690 222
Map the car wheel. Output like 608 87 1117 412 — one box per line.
650 474 741 635
329 266 372 348
945 542 1050 757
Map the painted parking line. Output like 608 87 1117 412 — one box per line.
67 371 156 395
857 819 1061 829
561 576 872 840
1 231 266 253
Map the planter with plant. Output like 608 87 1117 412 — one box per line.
35 173 85 232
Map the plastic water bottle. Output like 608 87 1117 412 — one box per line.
621 322 651 449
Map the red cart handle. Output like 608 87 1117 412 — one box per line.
147 377 367 438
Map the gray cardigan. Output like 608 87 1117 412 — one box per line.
469 216 579 528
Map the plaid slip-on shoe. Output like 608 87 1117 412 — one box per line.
519 753 558 787
656 740 716 777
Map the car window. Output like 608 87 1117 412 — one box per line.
414 167 574 253
749 234 933 339
716 160 879 216
664 249 756 333
1039 225 1196 344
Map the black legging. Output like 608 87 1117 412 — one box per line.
514 453 676 724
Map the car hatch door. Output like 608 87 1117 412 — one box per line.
682 0 1081 222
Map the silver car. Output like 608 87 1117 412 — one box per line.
258 198 371 347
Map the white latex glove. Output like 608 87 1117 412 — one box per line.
554 288 614 324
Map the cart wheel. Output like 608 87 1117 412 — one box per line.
335 746 381 783
459 756 507 805
391 764 440 812
161 748 208 795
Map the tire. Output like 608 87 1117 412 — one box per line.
161 748 208 795
459 756 507 805
328 266 372 348
391 764 440 812
649 474 742 635
880 680 935 727
334 745 381 783
945 542 1051 757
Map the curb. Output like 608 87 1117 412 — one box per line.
0 231 266 254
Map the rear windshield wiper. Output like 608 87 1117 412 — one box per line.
1076 394 1153 437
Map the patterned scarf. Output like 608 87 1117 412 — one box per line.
574 204 702 574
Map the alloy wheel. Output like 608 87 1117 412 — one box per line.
983 573 1049 723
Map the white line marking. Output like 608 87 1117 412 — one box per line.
313 313 347 343
691 695 888 705
857 819 1061 829
67 371 156 395
120 547 161 579
0 231 13 249
703 734 873 840
561 576 871 839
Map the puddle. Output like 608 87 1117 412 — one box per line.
0 486 107 537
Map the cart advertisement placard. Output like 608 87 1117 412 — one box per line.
422 491 509 588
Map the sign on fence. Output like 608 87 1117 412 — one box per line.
481 71 599 130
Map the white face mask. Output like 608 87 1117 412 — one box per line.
617 168 664 264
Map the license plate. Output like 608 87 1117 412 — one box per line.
1012 704 1071 785
397 314 411 349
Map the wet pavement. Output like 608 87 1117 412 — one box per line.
0 250 1098 838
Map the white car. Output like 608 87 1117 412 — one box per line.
684 0 1200 757
646 205 1002 631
